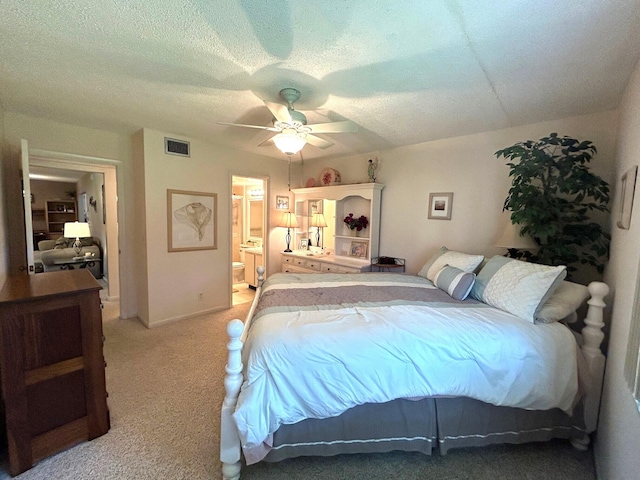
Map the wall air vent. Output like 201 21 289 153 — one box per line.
165 137 190 157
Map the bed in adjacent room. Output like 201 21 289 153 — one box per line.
220 249 609 480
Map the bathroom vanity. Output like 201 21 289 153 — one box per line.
243 248 263 289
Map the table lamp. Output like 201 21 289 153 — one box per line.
277 212 298 252
310 213 327 247
494 221 538 259
64 221 91 257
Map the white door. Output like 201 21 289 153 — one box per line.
21 139 36 274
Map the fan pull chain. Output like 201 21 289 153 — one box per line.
287 155 292 191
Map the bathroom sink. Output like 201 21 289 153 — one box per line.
244 247 263 254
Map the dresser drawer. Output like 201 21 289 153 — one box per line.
339 266 362 274
321 264 340 273
292 258 321 271
282 256 295 265
282 265 310 274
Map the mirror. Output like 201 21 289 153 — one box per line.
248 199 263 239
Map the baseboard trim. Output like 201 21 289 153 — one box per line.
146 306 228 329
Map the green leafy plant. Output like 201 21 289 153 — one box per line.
495 133 610 275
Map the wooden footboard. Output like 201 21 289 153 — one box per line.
220 275 609 477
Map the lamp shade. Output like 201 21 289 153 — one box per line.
63 221 91 239
494 222 538 250
273 133 306 155
310 213 327 228
277 212 299 228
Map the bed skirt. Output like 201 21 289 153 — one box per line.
261 396 586 462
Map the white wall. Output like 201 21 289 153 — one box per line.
303 110 618 286
597 59 640 479
134 128 294 327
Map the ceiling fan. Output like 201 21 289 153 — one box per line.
217 88 358 155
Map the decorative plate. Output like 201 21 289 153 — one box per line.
305 177 316 188
320 168 341 186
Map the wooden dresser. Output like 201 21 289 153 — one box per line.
281 251 370 274
0 270 109 476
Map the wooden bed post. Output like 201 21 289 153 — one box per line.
581 281 609 433
220 266 264 480
569 281 609 451
220 319 244 480
256 265 265 288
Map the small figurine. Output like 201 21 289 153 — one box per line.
367 158 378 182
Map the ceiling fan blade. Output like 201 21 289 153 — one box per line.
264 101 292 123
305 134 334 149
257 136 275 147
217 122 279 132
307 120 358 134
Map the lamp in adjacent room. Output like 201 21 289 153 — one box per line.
310 213 327 247
272 131 307 156
494 221 538 259
277 212 298 252
63 221 91 257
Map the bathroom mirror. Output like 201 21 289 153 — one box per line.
248 199 263 239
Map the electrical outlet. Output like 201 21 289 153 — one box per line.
198 293 203 301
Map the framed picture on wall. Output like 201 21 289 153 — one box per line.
428 192 453 220
167 189 217 252
276 195 290 210
617 165 637 229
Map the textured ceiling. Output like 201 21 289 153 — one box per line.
2 0 640 161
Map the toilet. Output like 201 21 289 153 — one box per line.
232 262 245 284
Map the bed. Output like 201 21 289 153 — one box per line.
220 251 609 480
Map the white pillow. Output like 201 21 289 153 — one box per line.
417 247 484 282
535 281 590 324
433 265 476 301
471 255 567 323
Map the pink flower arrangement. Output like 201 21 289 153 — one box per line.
343 213 369 231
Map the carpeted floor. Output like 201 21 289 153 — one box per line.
0 299 597 480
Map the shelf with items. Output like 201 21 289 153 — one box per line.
45 200 77 235
292 183 383 265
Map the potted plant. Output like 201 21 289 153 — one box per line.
495 133 610 276
343 213 369 236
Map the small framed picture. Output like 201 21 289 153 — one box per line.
299 238 310 249
276 195 290 210
349 240 368 258
428 192 453 220
617 165 637 229
309 200 321 215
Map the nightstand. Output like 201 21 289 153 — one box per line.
371 257 405 273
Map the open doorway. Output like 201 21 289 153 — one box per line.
27 149 122 313
231 175 267 306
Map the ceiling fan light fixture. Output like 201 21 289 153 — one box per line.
273 132 307 155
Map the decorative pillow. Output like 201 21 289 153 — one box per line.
433 265 476 301
54 236 70 249
471 255 567 323
417 247 484 281
535 281 590 324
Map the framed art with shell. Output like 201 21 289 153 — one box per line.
167 189 217 252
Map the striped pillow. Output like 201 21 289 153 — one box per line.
433 265 476 301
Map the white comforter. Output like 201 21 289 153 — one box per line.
233 274 581 456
